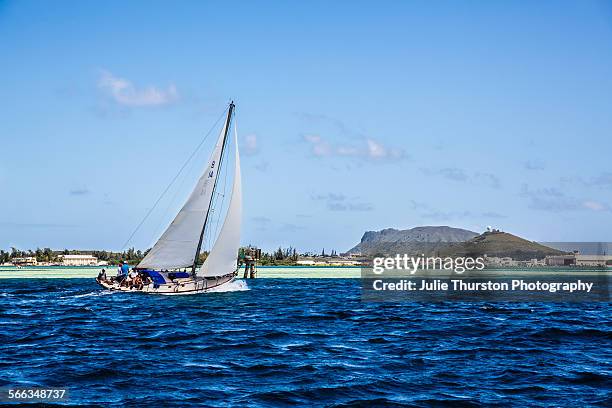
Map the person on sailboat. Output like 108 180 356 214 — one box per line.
116 261 129 283
127 269 138 285
122 261 130 276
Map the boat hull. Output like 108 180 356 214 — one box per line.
96 271 237 295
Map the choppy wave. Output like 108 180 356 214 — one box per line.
62 290 116 299
0 278 609 407
207 279 249 292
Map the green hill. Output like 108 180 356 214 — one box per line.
438 231 565 260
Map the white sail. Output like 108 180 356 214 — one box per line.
137 119 230 270
198 126 242 277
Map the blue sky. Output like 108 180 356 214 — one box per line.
1 0 612 253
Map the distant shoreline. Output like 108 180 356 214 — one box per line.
0 265 610 280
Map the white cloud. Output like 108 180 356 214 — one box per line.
424 167 469 182
303 134 405 161
303 134 331 157
304 134 322 143
366 139 386 159
583 200 611 212
98 70 179 107
311 192 373 212
520 184 578 212
521 185 611 213
298 112 406 161
313 142 332 157
243 134 259 155
422 168 501 188
336 146 359 156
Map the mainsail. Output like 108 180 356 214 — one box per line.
137 110 232 271
198 126 242 277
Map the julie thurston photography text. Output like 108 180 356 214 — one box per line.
363 255 609 302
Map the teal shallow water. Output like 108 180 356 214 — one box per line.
0 266 362 279
0 266 609 279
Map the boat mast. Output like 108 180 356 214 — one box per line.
191 101 235 276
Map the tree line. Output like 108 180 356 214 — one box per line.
1 246 342 266
258 246 299 265
0 247 149 265
257 246 340 265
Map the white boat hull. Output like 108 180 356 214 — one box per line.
96 271 237 295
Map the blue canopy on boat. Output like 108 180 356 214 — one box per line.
168 272 190 279
143 270 166 285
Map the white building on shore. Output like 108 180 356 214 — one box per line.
58 254 99 266
296 259 363 266
575 254 612 267
483 256 519 267
545 254 612 267
11 257 38 266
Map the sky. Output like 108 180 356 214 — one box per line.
1 0 612 253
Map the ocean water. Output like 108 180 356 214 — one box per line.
0 278 610 407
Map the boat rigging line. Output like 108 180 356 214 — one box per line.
191 102 235 276
120 106 230 251
207 117 236 253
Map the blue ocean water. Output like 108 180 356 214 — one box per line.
0 278 610 407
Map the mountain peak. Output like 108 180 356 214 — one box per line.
351 226 478 255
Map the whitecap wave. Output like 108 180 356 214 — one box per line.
207 279 249 293
183 362 229 369
62 290 116 299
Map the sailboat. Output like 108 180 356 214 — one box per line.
97 102 242 295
